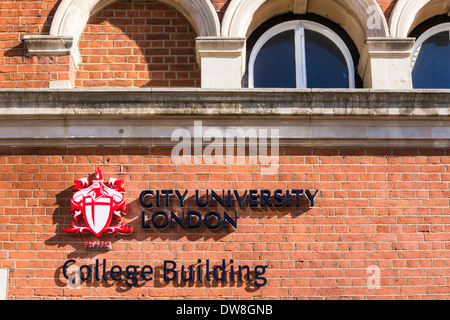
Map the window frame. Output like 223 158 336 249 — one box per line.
411 22 450 70
248 20 355 89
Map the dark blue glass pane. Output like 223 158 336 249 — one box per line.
254 30 296 88
412 31 450 89
304 29 349 88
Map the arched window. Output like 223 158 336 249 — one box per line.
411 22 450 89
248 20 355 89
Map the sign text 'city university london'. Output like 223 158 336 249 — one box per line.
139 188 319 230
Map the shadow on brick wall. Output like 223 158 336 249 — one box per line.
75 0 201 88
42 0 63 34
3 42 24 58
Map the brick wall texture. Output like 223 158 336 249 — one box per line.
2 0 449 301
77 1 200 88
0 0 399 89
0 147 448 299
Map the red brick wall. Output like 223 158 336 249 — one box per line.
76 0 200 88
0 147 448 299
210 0 232 21
0 0 67 88
378 0 398 20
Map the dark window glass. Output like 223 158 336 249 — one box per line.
253 30 296 88
304 29 349 88
412 31 450 89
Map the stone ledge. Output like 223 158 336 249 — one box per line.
0 88 449 117
23 35 73 56
0 89 448 148
0 118 448 148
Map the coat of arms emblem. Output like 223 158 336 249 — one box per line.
64 167 133 238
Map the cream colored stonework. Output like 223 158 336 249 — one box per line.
359 38 415 89
196 37 246 89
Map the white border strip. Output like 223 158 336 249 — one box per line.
0 269 8 300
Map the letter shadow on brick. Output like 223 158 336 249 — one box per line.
135 191 312 240
130 196 238 242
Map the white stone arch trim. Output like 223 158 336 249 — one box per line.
49 0 220 76
50 0 221 53
411 22 450 71
222 0 389 51
412 22 450 56
390 0 450 38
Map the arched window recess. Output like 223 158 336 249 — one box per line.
248 20 355 89
411 22 450 89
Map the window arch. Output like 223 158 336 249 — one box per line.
248 20 355 89
49 0 220 71
411 22 450 89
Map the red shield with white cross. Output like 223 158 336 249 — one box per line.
83 195 113 238
64 167 133 238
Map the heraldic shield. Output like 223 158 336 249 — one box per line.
64 167 133 238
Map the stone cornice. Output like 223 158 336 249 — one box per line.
0 89 449 147
0 88 449 117
22 35 73 57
